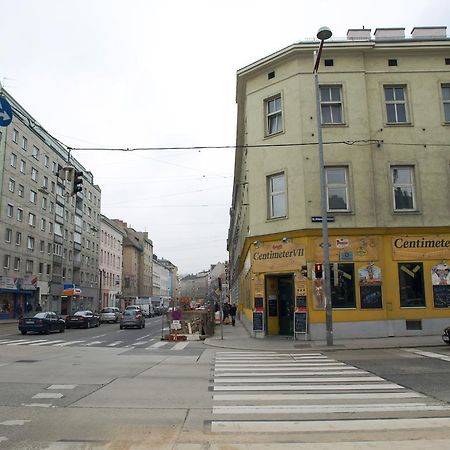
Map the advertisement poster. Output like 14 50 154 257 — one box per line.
432 264 450 307
358 263 383 308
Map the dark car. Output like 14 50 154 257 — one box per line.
120 309 145 329
18 312 65 335
65 310 100 329
442 326 450 345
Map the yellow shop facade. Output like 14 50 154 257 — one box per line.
238 229 450 339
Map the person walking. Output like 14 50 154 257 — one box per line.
223 302 230 324
230 303 237 326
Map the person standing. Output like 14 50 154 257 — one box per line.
230 303 237 326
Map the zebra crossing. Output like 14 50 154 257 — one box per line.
209 351 450 442
0 337 191 350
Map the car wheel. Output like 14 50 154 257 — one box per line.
143 322 145 328
96 321 100 327
86 322 90 329
120 325 123 330
21 330 27 335
59 327 65 333
43 328 50 335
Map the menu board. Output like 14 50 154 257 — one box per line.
294 311 307 333
252 311 264 331
360 285 383 309
433 285 450 307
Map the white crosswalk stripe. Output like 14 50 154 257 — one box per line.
210 350 450 443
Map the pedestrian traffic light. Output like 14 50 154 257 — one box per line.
314 263 323 278
73 170 83 194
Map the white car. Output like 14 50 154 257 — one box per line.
100 307 120 323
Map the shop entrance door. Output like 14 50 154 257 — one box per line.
278 275 294 335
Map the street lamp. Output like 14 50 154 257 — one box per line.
313 26 333 346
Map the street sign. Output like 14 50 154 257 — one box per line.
311 216 335 223
0 97 13 127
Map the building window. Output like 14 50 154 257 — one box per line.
18 184 24 197
5 228 12 243
441 84 450 123
326 167 349 211
26 260 33 273
40 240 45 252
3 255 10 269
10 153 17 168
48 222 53 234
52 161 57 174
15 232 21 246
320 85 343 124
267 172 287 219
21 136 28 151
44 155 49 167
20 160 26 173
265 95 283 136
32 145 39 159
12 129 18 143
330 263 356 308
14 257 20 271
43 176 48 189
47 243 52 254
391 166 416 211
8 178 15 193
27 236 35 250
384 85 408 123
40 218 46 231
46 264 51 275
28 213 36 227
7 204 13 218
30 190 37 204
31 167 38 182
38 262 43 274
399 262 425 307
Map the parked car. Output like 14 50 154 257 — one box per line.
120 309 145 329
65 310 100 329
100 307 120 323
442 326 450 344
18 312 65 335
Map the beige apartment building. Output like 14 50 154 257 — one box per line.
99 215 125 309
229 26 450 339
0 89 101 317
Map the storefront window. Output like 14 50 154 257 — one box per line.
330 263 355 308
431 264 450 307
398 262 425 307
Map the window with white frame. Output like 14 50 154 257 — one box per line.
26 260 33 273
21 136 27 151
7 203 13 217
29 189 37 204
42 197 47 210
40 218 46 231
265 95 283 136
3 255 10 269
12 129 18 143
38 262 43 273
267 172 287 219
5 228 12 243
18 184 24 197
40 240 45 252
442 84 450 123
31 167 38 182
15 232 21 246
43 176 48 189
28 213 36 227
10 153 17 168
13 257 20 271
44 155 49 167
384 85 408 123
32 145 39 159
17 208 23 222
320 85 344 124
27 236 35 250
391 166 416 210
326 167 349 211
48 222 53 234
8 178 15 193
20 160 26 173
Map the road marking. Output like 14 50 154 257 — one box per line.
213 392 425 401
404 348 450 362
214 362 346 368
172 341 189 350
0 437 7 442
132 341 149 346
47 385 77 390
29 340 65 346
0 420 31 426
136 334 151 340
84 341 104 346
32 393 63 399
53 340 85 347
91 334 106 338
213 376 384 384
146 341 168 349
214 365 355 372
21 403 53 408
106 341 123 347
210 417 450 433
6 340 38 345
213 383 404 391
214 370 367 377
213 403 450 415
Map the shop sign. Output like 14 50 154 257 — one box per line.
21 276 37 290
392 235 450 260
62 284 82 296
0 277 19 290
315 236 379 261
252 241 305 272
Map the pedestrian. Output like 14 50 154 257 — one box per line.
230 303 237 326
223 302 230 324
35 303 42 312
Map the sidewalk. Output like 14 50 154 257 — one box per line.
204 318 446 351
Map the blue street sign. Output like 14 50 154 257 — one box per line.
0 96 13 127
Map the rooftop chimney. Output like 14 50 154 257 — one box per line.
374 28 405 40
411 26 447 39
347 28 371 40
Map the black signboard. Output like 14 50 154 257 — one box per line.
433 285 450 307
311 216 335 223
254 297 264 309
296 296 307 308
360 285 383 309
252 311 264 331
268 298 278 316
294 311 307 333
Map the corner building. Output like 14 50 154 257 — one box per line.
228 27 450 339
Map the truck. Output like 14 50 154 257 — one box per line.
135 297 154 318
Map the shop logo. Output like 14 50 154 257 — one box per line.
336 238 349 249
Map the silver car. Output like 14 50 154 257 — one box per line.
100 307 120 323
120 309 145 329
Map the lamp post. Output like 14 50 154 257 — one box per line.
313 26 333 346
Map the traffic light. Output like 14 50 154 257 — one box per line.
314 263 323 278
73 170 83 194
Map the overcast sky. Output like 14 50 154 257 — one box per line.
1 0 450 274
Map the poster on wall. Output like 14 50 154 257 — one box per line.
358 263 383 308
432 264 450 307
312 278 325 309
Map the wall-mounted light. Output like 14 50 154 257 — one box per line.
253 240 261 247
282 237 289 243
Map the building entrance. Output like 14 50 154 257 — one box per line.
265 274 294 336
